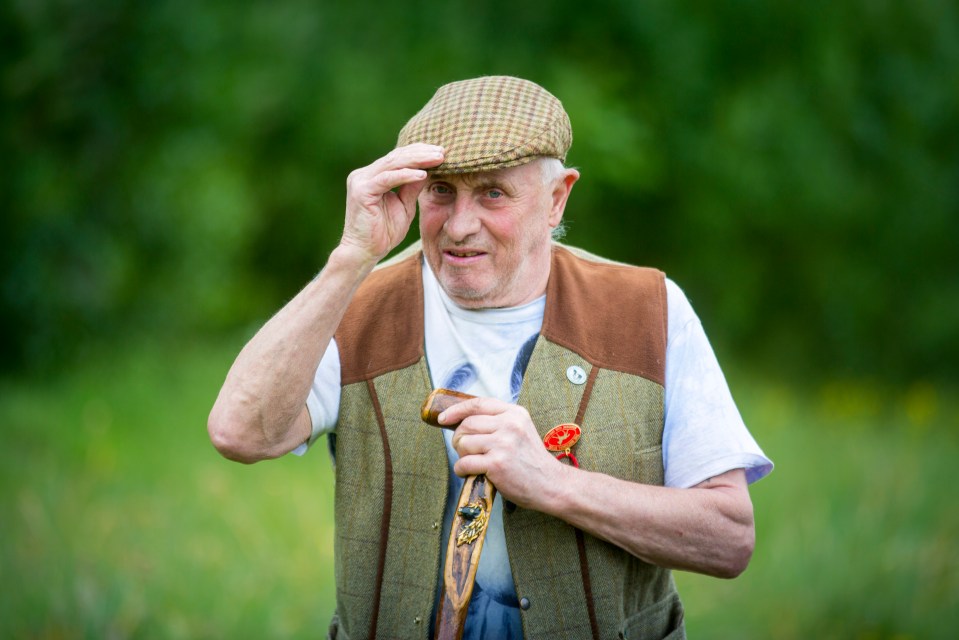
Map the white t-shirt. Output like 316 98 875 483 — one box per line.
300 256 773 639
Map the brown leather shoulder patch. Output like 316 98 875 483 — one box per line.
542 246 667 385
336 253 425 385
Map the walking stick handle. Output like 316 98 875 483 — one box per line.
421 388 476 429
420 389 496 640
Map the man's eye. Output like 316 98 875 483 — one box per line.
486 189 504 199
431 184 452 195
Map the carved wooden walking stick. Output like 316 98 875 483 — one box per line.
421 388 496 640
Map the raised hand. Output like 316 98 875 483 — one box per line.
340 143 445 264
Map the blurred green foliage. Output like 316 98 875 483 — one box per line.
3 0 958 380
2 340 957 637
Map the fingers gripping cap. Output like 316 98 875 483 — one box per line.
397 76 572 176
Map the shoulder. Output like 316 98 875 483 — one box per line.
342 242 424 315
552 246 700 347
376 240 423 269
549 243 666 294
335 243 425 384
552 242 660 270
662 277 701 344
543 243 667 384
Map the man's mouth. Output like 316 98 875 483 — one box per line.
444 249 487 258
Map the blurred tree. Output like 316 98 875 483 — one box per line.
2 0 957 381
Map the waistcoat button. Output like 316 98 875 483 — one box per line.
566 365 587 385
519 597 531 610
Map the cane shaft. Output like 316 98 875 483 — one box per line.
435 474 496 640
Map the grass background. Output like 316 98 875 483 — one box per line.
2 337 957 638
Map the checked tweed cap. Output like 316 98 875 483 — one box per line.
397 76 572 175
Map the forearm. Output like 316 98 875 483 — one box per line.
208 245 376 463
441 399 757 578
208 145 442 462
535 466 755 578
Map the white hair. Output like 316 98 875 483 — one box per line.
538 157 568 186
536 157 572 241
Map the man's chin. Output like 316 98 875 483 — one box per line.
439 280 495 309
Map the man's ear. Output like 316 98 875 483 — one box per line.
548 168 580 226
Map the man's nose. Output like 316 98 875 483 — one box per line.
445 196 481 241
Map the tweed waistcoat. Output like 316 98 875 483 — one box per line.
329 245 685 640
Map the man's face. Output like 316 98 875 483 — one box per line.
418 160 573 309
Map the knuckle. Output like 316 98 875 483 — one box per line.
487 456 507 477
346 169 362 188
514 406 532 420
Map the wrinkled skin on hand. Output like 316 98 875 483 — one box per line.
340 143 445 264
439 396 565 509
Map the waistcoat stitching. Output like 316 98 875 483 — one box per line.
574 366 601 640
367 378 393 638
574 366 598 425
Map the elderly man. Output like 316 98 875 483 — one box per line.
209 76 772 640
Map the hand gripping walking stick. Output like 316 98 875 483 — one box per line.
420 388 496 640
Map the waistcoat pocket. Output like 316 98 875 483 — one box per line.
619 592 685 640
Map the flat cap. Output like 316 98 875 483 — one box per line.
397 76 572 175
